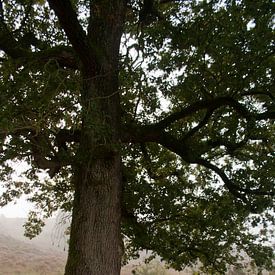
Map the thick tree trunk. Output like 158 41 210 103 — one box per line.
64 1 126 274
65 76 123 274
65 72 123 274
65 155 123 275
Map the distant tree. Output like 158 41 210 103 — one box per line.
0 0 274 274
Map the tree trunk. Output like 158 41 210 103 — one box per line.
65 155 123 275
65 77 123 274
64 1 125 274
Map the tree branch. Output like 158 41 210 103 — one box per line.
122 97 273 149
47 0 93 68
256 110 275 120
152 97 251 130
182 109 214 140
30 129 82 177
55 128 81 150
29 132 63 177
0 1 79 69
0 19 28 58
0 22 79 69
122 122 274 203
195 158 274 198
32 46 79 69
122 124 193 162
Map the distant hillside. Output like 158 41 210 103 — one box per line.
0 214 69 251
0 233 65 275
0 215 67 275
0 215 273 275
0 215 188 275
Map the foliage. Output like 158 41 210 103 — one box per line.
132 260 168 275
0 0 274 273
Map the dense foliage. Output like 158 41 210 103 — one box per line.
0 0 274 273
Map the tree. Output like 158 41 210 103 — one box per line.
0 0 274 274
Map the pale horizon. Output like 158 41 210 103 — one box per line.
0 196 33 218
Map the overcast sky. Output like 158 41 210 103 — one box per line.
0 160 33 217
0 194 32 218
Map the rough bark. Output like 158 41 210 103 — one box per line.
62 1 126 274
65 156 123 274
65 72 123 274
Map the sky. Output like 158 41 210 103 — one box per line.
0 194 32 218
0 162 34 218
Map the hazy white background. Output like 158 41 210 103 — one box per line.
0 193 32 217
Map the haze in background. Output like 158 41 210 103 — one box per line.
0 195 32 218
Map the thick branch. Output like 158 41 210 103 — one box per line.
150 97 274 132
2 127 78 177
122 97 274 148
182 109 214 140
32 46 79 69
30 129 82 177
3 129 72 177
256 110 275 120
47 0 93 68
55 129 81 149
196 158 247 200
32 153 61 178
0 2 79 69
122 124 193 162
153 97 251 130
0 20 28 58
29 133 62 177
122 123 274 203
0 26 79 69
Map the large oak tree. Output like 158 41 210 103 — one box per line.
0 0 274 274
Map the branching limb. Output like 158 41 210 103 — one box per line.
182 109 214 140
147 97 274 132
122 124 192 161
0 21 78 69
30 129 82 177
47 0 93 68
152 97 251 130
31 46 79 69
55 129 81 150
122 122 274 203
29 133 62 177
0 15 28 58
195 158 274 198
0 1 78 68
196 158 248 200
207 138 248 155
2 128 74 177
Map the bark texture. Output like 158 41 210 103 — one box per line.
65 157 123 275
63 1 126 274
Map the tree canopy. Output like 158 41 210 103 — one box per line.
0 0 274 273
